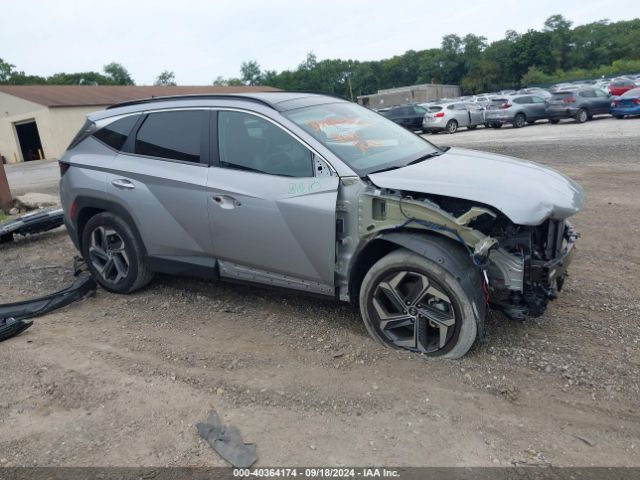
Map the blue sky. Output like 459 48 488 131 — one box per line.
2 0 639 85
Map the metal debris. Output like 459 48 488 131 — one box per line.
0 207 64 244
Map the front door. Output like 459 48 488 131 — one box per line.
207 110 339 293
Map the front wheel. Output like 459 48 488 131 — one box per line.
82 212 154 294
359 248 483 358
445 120 458 134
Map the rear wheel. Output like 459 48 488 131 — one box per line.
446 120 458 134
359 248 483 358
575 108 588 123
513 113 526 128
81 212 154 294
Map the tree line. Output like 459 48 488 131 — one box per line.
2 15 639 95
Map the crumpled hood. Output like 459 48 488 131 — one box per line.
368 147 584 225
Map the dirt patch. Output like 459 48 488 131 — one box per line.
1 118 639 467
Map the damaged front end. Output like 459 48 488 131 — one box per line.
339 181 579 321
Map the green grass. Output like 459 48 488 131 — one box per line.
0 211 10 222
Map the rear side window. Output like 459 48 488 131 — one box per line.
93 115 138 151
134 111 204 163
428 106 443 112
579 90 595 98
552 92 575 100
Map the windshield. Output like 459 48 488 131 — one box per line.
283 102 440 176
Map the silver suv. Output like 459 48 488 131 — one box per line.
60 93 584 358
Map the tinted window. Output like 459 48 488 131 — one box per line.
513 96 530 104
414 106 427 114
531 96 546 103
218 111 313 178
428 106 443 112
93 115 138 151
135 111 203 163
551 92 575 100
579 90 595 98
594 89 608 97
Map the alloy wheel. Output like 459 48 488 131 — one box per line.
371 271 457 353
88 226 130 284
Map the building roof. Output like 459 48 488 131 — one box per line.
0 85 279 108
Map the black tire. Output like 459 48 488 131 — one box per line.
513 113 526 128
359 247 484 359
421 128 430 134
467 124 478 130
81 212 154 294
445 119 458 134
575 108 588 123
491 123 503 129
549 119 560 124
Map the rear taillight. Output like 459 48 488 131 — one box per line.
562 97 576 103
434 112 445 118
499 103 511 109
59 161 70 177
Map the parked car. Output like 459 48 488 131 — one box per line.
484 94 549 128
59 92 583 358
611 87 640 118
608 78 637 96
381 104 427 131
422 102 485 134
472 95 494 107
516 87 552 99
546 87 611 123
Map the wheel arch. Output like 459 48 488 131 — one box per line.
74 196 148 256
348 229 477 303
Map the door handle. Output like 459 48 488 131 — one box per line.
212 195 241 209
111 179 135 190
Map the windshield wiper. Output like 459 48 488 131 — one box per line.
405 150 443 166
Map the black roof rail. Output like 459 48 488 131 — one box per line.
106 93 276 110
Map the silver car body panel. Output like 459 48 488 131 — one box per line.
422 102 485 130
368 147 584 225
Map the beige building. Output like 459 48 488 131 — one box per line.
357 83 461 110
0 85 277 164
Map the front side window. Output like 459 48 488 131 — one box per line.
218 111 313 177
134 110 203 163
93 115 138 151
283 102 440 176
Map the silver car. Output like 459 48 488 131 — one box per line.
484 94 550 128
60 92 583 358
422 102 486 134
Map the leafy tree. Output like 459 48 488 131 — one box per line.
155 70 176 86
240 60 263 85
103 62 135 85
0 58 16 83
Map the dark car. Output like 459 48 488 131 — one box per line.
383 104 427 131
611 87 640 118
546 88 611 123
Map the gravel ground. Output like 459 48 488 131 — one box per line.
0 116 639 467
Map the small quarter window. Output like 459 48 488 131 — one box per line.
93 115 138 151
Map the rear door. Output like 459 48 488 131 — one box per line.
108 109 213 259
206 110 339 293
467 103 484 124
